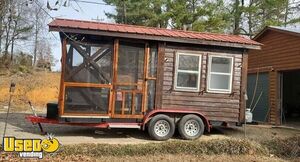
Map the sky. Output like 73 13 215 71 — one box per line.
43 0 115 71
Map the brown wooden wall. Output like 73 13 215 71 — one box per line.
160 44 245 122
249 30 300 72
248 30 300 125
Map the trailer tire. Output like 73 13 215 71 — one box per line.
178 114 204 140
147 114 175 141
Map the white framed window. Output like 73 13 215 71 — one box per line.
174 52 202 92
207 55 234 93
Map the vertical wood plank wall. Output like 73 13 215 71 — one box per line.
155 42 165 109
248 30 300 125
160 45 244 122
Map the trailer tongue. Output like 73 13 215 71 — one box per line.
26 115 141 130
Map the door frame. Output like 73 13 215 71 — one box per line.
278 71 284 125
110 39 150 119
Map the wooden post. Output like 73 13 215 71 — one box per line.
59 37 67 116
142 43 150 114
239 52 248 123
111 39 119 117
132 92 136 115
269 71 279 125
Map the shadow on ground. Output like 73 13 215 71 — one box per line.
0 112 238 141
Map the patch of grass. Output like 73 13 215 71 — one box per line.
58 139 268 158
262 136 300 159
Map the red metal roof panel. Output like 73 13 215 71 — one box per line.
48 18 261 46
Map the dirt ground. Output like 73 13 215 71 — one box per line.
1 109 299 145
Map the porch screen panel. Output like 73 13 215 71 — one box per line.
147 44 158 111
64 87 110 114
65 41 113 84
117 42 145 85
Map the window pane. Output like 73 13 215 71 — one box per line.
210 74 230 90
211 57 232 73
178 55 199 71
177 72 198 88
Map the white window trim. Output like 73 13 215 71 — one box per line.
174 52 202 92
207 55 234 94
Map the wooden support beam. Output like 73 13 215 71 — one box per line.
142 43 150 113
132 92 136 115
239 52 248 123
111 39 119 117
64 82 112 88
59 37 67 116
122 92 125 115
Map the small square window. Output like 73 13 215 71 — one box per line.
207 55 233 93
174 53 201 91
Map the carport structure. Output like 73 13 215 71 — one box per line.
248 26 300 126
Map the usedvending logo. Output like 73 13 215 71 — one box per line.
2 134 60 159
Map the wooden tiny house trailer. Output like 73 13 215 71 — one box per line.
26 19 261 140
248 26 300 125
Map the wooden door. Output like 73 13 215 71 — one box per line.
111 40 149 118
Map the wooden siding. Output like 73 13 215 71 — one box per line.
248 31 300 72
161 45 244 122
248 30 300 125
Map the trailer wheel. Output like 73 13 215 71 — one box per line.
178 114 204 140
148 114 175 141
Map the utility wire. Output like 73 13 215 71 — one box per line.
69 0 114 6
32 0 89 45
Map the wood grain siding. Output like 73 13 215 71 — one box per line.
248 31 300 72
161 45 243 122
248 30 300 125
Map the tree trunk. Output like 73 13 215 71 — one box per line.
10 19 17 65
122 0 126 24
33 12 39 67
0 0 7 54
4 0 12 56
0 18 2 54
248 0 253 38
233 0 241 35
284 0 289 26
4 17 12 56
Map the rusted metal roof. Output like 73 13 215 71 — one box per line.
49 18 261 49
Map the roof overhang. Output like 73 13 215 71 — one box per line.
49 26 261 50
253 26 300 41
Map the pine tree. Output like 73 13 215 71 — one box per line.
103 0 169 27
